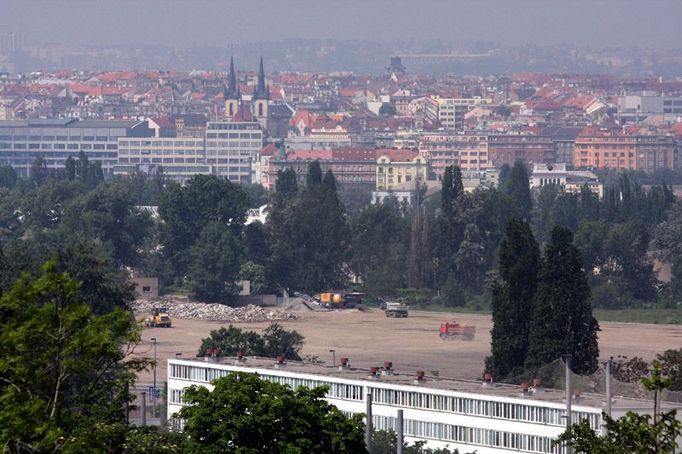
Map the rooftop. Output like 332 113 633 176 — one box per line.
172 356 680 412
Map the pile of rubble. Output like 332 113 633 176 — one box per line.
133 298 297 322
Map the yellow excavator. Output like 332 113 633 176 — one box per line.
145 307 172 328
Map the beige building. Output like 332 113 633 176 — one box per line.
376 150 429 190
419 132 490 180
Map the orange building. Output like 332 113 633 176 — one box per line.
575 128 676 172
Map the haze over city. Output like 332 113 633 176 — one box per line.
3 0 682 48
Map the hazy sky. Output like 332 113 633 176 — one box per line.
3 0 681 49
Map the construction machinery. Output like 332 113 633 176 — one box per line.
439 321 475 340
318 291 364 309
384 302 409 318
145 307 172 328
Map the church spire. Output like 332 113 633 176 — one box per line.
254 56 269 100
224 56 238 100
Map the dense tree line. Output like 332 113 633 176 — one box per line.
1 158 681 308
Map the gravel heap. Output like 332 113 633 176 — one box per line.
133 298 297 322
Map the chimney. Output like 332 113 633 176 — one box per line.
339 357 350 371
234 351 246 363
382 361 393 376
482 372 494 387
414 370 425 384
368 366 380 379
275 355 285 368
520 382 529 394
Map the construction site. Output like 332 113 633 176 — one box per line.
134 301 682 387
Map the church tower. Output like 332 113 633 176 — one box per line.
224 56 240 119
252 56 269 129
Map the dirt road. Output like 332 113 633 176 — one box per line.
134 309 682 385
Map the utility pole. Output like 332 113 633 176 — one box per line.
365 393 373 454
141 391 147 426
151 337 157 419
397 409 404 454
605 358 613 419
329 349 336 367
565 354 573 454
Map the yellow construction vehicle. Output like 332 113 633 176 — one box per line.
145 307 172 328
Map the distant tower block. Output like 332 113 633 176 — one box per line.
252 56 270 129
224 56 240 118
387 56 407 76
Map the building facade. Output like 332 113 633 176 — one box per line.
423 97 493 130
419 132 490 180
114 136 210 183
167 358 678 454
205 121 263 183
376 150 428 191
575 129 677 172
0 118 151 177
487 134 555 169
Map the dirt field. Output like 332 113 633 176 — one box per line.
134 309 682 385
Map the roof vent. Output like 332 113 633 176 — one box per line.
339 357 350 371
482 372 494 387
531 377 542 392
382 361 393 376
234 351 247 363
275 355 286 368
368 366 380 379
414 370 425 384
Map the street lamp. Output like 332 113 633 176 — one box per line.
151 337 157 419
329 349 336 367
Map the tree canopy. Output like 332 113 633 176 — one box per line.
178 372 367 454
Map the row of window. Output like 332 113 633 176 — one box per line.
206 133 262 139
374 415 564 454
168 365 599 431
206 141 262 149
0 135 111 141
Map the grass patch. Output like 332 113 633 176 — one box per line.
593 308 682 325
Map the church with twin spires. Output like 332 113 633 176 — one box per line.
223 56 270 130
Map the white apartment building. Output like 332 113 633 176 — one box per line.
530 163 603 198
424 97 494 130
115 121 264 184
114 137 210 183
205 121 263 184
167 357 678 454
617 91 682 122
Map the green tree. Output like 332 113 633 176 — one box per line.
275 168 298 197
0 262 145 452
526 227 599 375
373 429 460 453
239 261 268 294
197 323 304 360
270 164 350 293
188 222 242 303
557 364 681 453
159 175 248 287
178 372 367 453
503 160 532 220
0 165 18 189
64 156 77 181
350 197 408 295
30 156 49 187
486 219 540 379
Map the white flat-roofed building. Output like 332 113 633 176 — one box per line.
205 121 263 183
167 357 679 453
114 136 210 184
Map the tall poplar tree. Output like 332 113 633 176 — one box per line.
526 227 600 375
503 160 532 221
485 219 540 379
